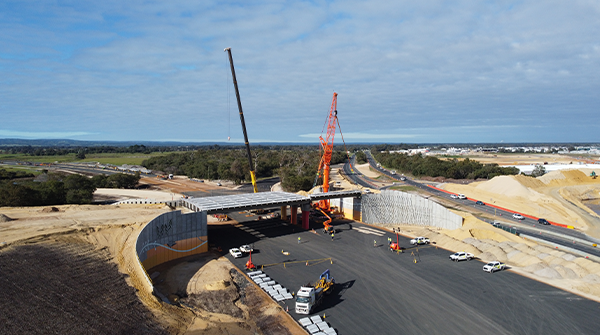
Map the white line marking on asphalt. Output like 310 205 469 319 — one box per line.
354 227 385 236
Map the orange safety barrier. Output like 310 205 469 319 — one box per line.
426 185 570 229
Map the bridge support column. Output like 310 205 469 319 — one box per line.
281 206 287 222
301 203 311 230
291 206 298 225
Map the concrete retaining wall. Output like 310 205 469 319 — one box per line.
361 190 463 229
135 210 208 277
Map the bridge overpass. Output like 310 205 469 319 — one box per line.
181 190 362 229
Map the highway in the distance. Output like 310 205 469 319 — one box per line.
214 214 600 335
364 150 600 256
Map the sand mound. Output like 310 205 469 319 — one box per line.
41 207 60 213
478 252 497 261
539 169 599 187
554 265 579 279
523 262 547 273
583 274 600 283
205 280 231 291
0 214 14 222
534 267 562 279
506 250 521 259
469 229 512 243
564 263 590 277
475 175 545 201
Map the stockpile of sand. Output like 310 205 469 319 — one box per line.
441 168 600 230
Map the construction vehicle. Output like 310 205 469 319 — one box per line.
312 93 351 232
591 171 597 179
245 250 257 271
224 47 258 193
389 233 404 252
295 269 335 314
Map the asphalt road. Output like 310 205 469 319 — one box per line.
364 151 600 251
212 216 600 335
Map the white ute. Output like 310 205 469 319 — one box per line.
239 245 253 253
410 237 430 245
229 248 242 258
483 261 506 273
449 252 474 262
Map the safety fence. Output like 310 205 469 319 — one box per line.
114 198 181 207
135 210 208 289
361 190 463 230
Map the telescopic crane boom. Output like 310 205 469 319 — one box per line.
224 47 258 193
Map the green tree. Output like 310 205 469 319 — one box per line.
531 165 546 177
64 174 96 204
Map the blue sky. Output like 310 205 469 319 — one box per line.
1 1 599 143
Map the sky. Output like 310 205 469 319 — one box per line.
1 1 599 144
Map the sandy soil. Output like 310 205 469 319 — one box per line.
95 188 182 201
0 202 303 334
457 153 583 166
440 169 600 235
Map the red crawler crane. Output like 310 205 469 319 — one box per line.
313 92 349 234
315 92 338 211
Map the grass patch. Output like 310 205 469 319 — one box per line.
0 152 177 166
0 165 43 175
389 185 417 192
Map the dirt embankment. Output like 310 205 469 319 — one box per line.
441 169 600 233
0 203 303 335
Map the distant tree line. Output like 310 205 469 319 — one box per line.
372 152 519 179
0 169 140 206
0 169 35 180
142 146 351 192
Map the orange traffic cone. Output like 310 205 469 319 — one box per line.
286 306 289 312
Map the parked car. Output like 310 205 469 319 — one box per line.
483 261 506 273
410 237 430 245
475 201 485 205
537 218 550 225
449 251 475 262
512 213 525 220
229 248 242 258
239 245 253 253
458 194 467 200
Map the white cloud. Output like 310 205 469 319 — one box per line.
1 1 599 142
0 129 95 139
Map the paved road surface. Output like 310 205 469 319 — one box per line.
212 216 600 335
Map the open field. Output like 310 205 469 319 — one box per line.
0 152 177 165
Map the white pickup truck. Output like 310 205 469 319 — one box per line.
449 252 474 262
483 261 506 273
410 237 430 245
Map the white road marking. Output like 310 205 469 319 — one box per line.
354 227 385 236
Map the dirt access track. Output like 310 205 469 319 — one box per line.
0 204 303 335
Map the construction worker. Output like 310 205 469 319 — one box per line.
388 237 392 245
298 237 301 244
374 240 377 247
331 233 334 241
